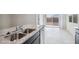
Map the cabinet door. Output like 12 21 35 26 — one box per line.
32 36 40 44
75 33 79 44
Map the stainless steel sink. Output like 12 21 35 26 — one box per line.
4 28 36 41
10 33 26 41
23 28 35 33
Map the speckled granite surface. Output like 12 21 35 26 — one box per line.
0 25 44 44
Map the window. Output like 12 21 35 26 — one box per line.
73 14 78 23
69 16 72 22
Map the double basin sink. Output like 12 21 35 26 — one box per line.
5 28 35 41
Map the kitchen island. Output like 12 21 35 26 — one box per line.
0 25 45 44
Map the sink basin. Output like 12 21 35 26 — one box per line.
9 28 35 41
18 33 26 39
10 33 17 41
24 28 35 33
10 33 26 41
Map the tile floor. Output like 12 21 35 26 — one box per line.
44 27 75 44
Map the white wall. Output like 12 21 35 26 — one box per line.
35 14 40 25
66 14 79 38
43 15 47 25
36 14 46 26
10 14 36 26
0 14 11 30
0 14 37 30
59 15 66 29
39 14 44 25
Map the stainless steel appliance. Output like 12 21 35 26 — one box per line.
75 28 79 44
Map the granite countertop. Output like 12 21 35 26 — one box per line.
0 25 44 44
